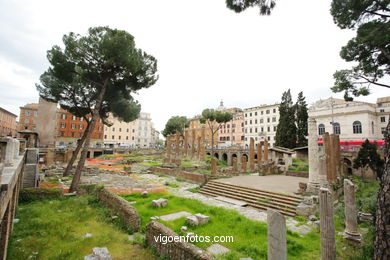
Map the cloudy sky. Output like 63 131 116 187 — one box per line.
0 0 388 132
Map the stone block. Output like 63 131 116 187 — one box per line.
296 202 316 217
186 215 199 226
141 191 148 197
84 247 112 260
23 163 38 188
195 213 209 225
152 198 168 208
206 243 230 256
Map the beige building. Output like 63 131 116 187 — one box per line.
308 97 389 141
103 112 157 148
216 101 245 148
0 107 17 137
243 103 280 147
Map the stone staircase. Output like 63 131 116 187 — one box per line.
199 180 303 216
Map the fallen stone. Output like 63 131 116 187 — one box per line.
207 243 230 255
186 215 199 226
181 226 188 232
214 196 248 207
152 198 168 208
195 213 209 225
308 215 318 221
313 220 320 230
186 232 196 238
13 218 20 223
358 212 374 222
159 211 192 221
84 247 112 260
296 202 316 217
150 216 160 221
141 191 148 197
84 233 93 238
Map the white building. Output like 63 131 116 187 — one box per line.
243 103 280 147
308 97 389 141
103 112 157 148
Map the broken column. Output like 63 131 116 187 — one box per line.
175 133 180 159
166 137 172 160
249 137 255 172
257 141 263 163
232 157 238 173
323 133 335 182
197 136 201 160
334 134 341 176
319 187 336 260
267 209 287 260
264 140 269 161
211 157 217 175
191 130 196 159
308 117 320 191
318 152 328 186
241 156 247 173
343 179 362 243
183 130 188 157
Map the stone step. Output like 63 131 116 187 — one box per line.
204 184 300 208
199 181 303 217
199 187 297 216
208 180 302 202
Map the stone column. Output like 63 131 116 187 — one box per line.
308 117 320 190
318 152 328 186
175 133 180 159
232 157 238 173
249 138 255 172
200 127 206 161
323 133 333 182
183 130 188 157
241 156 247 173
267 209 287 260
211 157 217 175
319 187 336 260
343 179 362 242
257 141 263 163
166 136 171 160
197 136 201 160
191 130 195 159
334 135 341 176
264 140 269 161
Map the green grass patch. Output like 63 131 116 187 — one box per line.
288 165 309 172
119 193 321 260
139 160 163 167
164 182 179 188
8 195 154 260
195 168 211 175
186 187 200 193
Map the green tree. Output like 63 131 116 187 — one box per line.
330 1 390 258
162 116 189 137
275 89 297 149
354 139 384 174
200 109 232 157
37 27 158 192
295 91 308 147
225 0 276 15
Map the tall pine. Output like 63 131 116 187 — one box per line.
275 89 297 149
296 91 308 147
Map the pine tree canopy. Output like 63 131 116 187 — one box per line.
225 0 276 15
162 116 190 137
36 26 158 124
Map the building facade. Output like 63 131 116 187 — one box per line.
243 103 280 147
103 112 157 148
308 97 389 141
0 107 17 137
187 117 218 147
19 100 104 147
218 112 245 148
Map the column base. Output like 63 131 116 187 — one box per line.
342 231 362 243
307 182 320 193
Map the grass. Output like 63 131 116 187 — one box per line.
139 160 163 167
195 168 211 175
164 182 179 188
292 158 308 165
8 195 154 260
186 187 200 193
288 165 309 172
119 193 321 260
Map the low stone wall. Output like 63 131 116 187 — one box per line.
96 188 141 232
146 221 213 260
286 171 308 178
150 167 208 184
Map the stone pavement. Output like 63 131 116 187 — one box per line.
215 175 308 195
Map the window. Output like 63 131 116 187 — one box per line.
250 128 252 133
250 113 252 117
99 119 102 123
113 127 115 132
261 127 264 132
71 123 76 129
245 113 247 117
380 117 386 123
60 122 66 128
71 132 75 137
127 129 129 132
261 111 264 115
72 115 76 120
273 108 276 113
267 136 270 141
25 111 30 116
255 119 257 124
382 127 386 134
267 126 270 132
126 136 129 140
60 131 64 137
372 121 375 134
250 120 252 124
245 121 247 125
112 135 115 139
80 117 84 121
104 135 107 139
266 110 270 114
34 111 38 117
272 117 276 122
255 112 257 116
98 126 103 131
132 136 135 140
119 128 122 132
260 119 264 124
119 136 121 140
380 109 385 112
273 126 277 132
24 118 29 123
353 121 362 134
79 124 84 130
61 114 66 120
255 128 257 133
318 124 325 135
241 136 244 140
267 118 270 123
333 123 340 135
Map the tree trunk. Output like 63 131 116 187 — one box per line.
69 80 108 192
373 117 390 259
63 120 90 176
